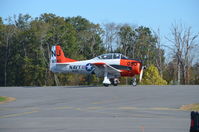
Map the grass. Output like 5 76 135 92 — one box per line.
0 96 16 104
0 96 7 102
180 104 199 111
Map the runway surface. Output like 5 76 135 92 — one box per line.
0 85 198 132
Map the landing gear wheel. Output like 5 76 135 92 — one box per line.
132 81 137 86
113 80 118 86
113 83 118 86
102 65 111 87
110 78 119 86
103 84 109 87
132 78 137 86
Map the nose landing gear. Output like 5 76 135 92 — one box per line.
131 78 137 86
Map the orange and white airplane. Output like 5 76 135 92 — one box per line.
50 45 145 86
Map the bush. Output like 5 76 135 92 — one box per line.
141 65 167 85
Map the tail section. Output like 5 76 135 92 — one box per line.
55 45 77 63
50 45 77 71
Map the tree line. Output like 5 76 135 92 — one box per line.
0 13 198 86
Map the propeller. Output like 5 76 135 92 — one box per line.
139 66 146 82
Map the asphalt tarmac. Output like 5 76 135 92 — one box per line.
0 85 198 132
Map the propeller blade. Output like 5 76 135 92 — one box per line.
139 66 145 82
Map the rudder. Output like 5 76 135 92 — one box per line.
55 45 77 63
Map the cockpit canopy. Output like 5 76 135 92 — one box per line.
93 53 128 60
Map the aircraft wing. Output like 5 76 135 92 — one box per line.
91 62 121 77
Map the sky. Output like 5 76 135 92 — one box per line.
0 0 199 60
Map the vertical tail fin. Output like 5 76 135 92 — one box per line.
50 45 77 71
55 45 77 63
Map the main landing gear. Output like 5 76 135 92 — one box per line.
110 78 119 86
103 78 119 87
103 65 111 87
103 76 111 87
131 78 137 86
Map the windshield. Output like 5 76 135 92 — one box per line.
94 53 126 59
121 55 128 59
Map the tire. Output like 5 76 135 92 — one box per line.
113 80 118 86
132 81 137 86
113 83 118 86
103 84 109 87
110 78 118 86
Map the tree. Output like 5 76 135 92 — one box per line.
118 25 135 56
154 29 165 77
102 23 120 52
141 65 167 85
0 17 17 86
0 17 5 85
134 26 158 66
39 13 78 86
116 25 164 68
65 16 105 85
3 13 199 86
66 16 105 59
190 63 199 84
166 23 199 84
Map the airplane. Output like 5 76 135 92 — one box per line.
50 45 145 87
